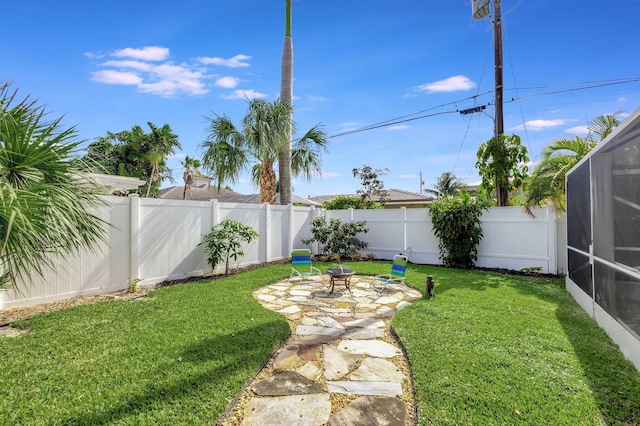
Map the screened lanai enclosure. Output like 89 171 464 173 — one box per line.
566 108 640 372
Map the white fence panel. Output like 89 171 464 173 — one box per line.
218 202 266 267
136 198 212 285
476 207 556 272
407 208 440 265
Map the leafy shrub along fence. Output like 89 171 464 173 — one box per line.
2 196 564 309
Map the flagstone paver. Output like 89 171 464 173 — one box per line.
219 275 423 425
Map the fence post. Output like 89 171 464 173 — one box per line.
546 206 557 275
129 194 140 281
210 198 219 229
288 204 295 256
264 202 271 262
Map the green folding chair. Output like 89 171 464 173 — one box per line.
290 249 323 282
371 254 407 291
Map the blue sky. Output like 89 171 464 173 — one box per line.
3 0 639 197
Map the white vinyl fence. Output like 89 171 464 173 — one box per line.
1 197 564 310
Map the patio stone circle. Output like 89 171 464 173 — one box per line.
220 274 423 425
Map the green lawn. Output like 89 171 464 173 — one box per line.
1 262 639 425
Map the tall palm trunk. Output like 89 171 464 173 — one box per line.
260 162 277 204
278 0 293 205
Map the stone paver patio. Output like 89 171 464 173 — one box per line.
220 274 423 425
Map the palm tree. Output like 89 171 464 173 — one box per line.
144 122 181 197
424 172 464 199
201 98 327 204
0 83 107 291
181 155 201 200
278 0 294 205
524 113 621 213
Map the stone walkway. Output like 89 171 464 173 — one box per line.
220 275 423 425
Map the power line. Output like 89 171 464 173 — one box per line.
327 77 640 139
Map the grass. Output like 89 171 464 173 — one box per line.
0 265 292 425
1 261 639 425
390 264 640 425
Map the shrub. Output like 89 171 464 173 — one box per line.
200 220 259 275
429 192 489 269
322 195 366 210
301 217 369 260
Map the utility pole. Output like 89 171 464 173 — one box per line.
472 0 506 206
493 0 506 206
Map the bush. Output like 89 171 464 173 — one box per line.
301 217 369 261
200 220 259 275
429 192 489 269
322 195 366 210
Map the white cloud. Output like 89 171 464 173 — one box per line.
399 174 417 179
388 125 409 131
91 70 142 85
512 119 566 132
215 76 239 88
101 60 153 72
112 46 169 61
321 171 341 178
565 125 589 136
418 75 476 93
308 95 328 102
198 54 251 67
221 89 268 100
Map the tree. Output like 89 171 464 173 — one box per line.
144 123 182 197
0 83 107 291
352 165 389 208
476 133 529 206
278 0 294 205
200 220 259 276
201 98 327 204
181 155 201 200
301 216 369 260
322 195 366 210
524 113 620 213
424 172 464 199
83 122 180 197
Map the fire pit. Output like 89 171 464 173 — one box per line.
325 265 355 293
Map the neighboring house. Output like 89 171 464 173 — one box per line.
159 184 241 201
160 184 321 207
309 188 434 209
86 173 146 195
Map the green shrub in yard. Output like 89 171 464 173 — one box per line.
301 216 368 261
200 219 259 275
429 191 489 269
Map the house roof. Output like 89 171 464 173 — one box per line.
159 185 241 201
309 188 434 207
159 184 321 206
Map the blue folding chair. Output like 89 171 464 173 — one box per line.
290 249 323 282
371 254 407 290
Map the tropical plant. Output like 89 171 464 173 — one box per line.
0 83 107 290
301 216 369 260
83 122 180 197
424 172 465 199
201 98 328 204
144 123 182 197
352 165 390 208
476 133 529 206
200 220 259 276
181 155 201 200
322 195 366 210
524 113 621 214
278 0 294 205
429 192 489 269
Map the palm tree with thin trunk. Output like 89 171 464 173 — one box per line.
278 0 294 205
181 155 201 200
424 172 465 199
201 99 327 204
144 122 181 198
524 113 621 213
0 83 107 291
